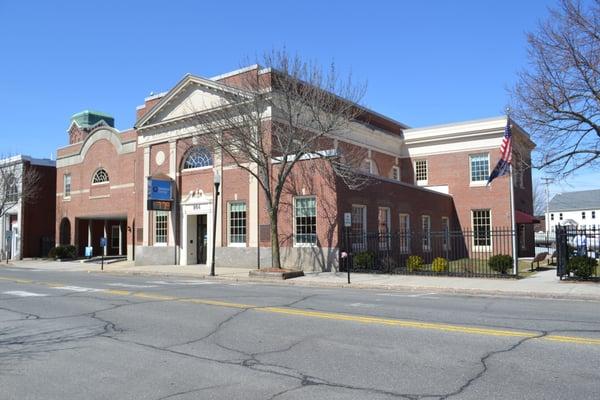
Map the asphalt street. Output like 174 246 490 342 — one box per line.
0 266 599 399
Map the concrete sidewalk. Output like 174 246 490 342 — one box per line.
5 259 600 301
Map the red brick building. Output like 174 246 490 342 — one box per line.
55 65 535 271
1 155 56 260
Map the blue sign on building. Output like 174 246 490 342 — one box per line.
148 178 173 201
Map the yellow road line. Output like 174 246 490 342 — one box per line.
2 275 599 346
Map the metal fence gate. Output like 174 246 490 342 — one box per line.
555 226 600 280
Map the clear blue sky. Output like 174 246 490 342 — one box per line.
0 0 596 195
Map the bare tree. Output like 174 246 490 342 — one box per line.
188 50 367 269
511 0 599 177
0 156 41 220
532 179 547 216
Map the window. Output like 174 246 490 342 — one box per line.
378 207 391 249
229 202 247 245
64 174 71 198
470 153 489 183
582 211 586 220
472 209 491 248
559 213 563 220
155 211 168 244
442 216 450 250
593 211 596 219
183 147 212 169
5 176 17 203
351 205 367 250
111 225 120 249
399 213 410 254
519 224 527 251
391 166 400 181
415 160 427 184
550 213 554 221
294 197 316 245
92 168 109 184
361 159 378 175
421 215 431 251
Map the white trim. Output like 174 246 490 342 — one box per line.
398 213 411 254
293 195 317 247
469 152 490 185
471 209 493 252
209 64 259 81
421 214 431 252
414 159 428 186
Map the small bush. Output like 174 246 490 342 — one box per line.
380 256 397 272
407 255 424 272
432 257 449 273
488 254 513 274
353 251 375 268
48 245 76 260
567 256 598 279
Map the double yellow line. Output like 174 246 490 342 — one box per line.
3 276 600 346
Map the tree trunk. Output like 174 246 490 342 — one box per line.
269 210 281 269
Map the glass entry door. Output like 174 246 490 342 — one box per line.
197 215 208 264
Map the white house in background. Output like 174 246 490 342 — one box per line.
546 189 600 232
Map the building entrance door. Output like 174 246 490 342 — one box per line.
197 215 207 264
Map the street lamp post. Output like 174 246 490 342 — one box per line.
210 171 221 276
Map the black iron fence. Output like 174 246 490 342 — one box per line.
341 228 518 278
556 226 600 280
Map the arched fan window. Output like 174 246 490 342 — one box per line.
92 168 109 184
183 147 212 169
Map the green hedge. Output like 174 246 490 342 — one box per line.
488 254 513 274
567 256 598 279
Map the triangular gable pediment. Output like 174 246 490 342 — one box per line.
136 74 252 129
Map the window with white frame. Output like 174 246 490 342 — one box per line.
472 209 491 248
550 213 554 221
442 216 450 250
155 211 168 244
469 153 489 183
582 211 586 220
421 215 431 251
63 174 71 198
399 213 410 254
294 196 317 245
351 205 367 250
391 166 400 181
559 213 563 220
183 147 212 169
415 160 427 184
229 202 247 245
5 175 18 203
593 211 596 219
92 168 109 184
378 207 391 249
111 225 120 249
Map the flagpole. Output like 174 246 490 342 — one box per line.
509 164 518 275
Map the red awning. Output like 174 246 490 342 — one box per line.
516 210 540 224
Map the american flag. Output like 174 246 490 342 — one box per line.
486 119 512 185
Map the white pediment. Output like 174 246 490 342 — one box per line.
137 74 252 130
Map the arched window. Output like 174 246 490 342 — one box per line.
92 168 109 184
183 147 212 169
59 218 71 245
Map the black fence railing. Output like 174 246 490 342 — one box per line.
341 228 518 278
556 226 600 280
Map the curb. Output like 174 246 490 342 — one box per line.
80 268 600 302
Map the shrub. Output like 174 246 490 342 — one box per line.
432 257 449 273
380 256 397 272
353 251 375 268
407 255 424 272
567 256 598 279
488 254 513 274
48 245 77 260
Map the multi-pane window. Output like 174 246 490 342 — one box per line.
5 176 18 203
415 160 427 184
351 205 366 249
582 211 586 220
399 213 410 254
294 197 317 245
183 147 212 169
391 166 400 181
92 168 109 184
378 207 391 249
550 213 554 221
559 213 563 220
470 153 489 182
472 209 491 247
64 174 71 198
421 215 431 251
155 211 168 244
442 216 450 250
593 211 596 219
229 202 247 245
